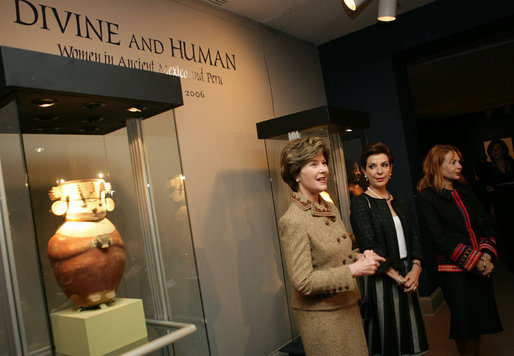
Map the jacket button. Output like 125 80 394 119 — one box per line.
338 286 343 291
331 217 336 222
345 285 349 290
342 259 346 265
325 221 330 226
342 234 347 239
348 254 352 259
337 238 341 243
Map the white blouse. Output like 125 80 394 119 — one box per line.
392 216 408 259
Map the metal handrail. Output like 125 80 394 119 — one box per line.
120 319 197 356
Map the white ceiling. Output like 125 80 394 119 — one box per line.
201 0 434 45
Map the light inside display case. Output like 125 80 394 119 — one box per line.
256 106 369 337
0 47 208 355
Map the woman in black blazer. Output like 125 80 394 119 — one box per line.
416 144 502 356
350 142 428 356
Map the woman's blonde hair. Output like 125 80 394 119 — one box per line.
280 137 329 192
417 144 466 194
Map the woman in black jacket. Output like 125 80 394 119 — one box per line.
416 144 502 356
350 142 428 356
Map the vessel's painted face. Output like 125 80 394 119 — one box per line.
296 153 328 201
50 179 114 221
364 153 392 190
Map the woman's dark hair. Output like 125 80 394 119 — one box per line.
360 142 394 169
280 137 329 192
486 139 509 161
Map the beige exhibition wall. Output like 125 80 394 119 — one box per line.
0 0 327 354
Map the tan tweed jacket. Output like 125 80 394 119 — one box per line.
279 192 361 311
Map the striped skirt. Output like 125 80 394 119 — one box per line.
365 260 428 356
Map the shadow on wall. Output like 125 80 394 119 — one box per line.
197 169 291 355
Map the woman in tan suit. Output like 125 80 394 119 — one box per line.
279 137 384 356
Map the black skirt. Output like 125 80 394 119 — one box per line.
439 272 503 340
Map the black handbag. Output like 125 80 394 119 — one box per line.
359 276 371 323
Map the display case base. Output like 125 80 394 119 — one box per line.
51 298 147 356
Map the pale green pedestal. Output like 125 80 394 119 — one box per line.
51 298 148 356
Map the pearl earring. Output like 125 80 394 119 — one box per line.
364 175 368 181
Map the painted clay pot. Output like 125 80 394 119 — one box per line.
47 179 125 307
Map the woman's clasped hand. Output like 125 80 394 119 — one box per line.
401 261 421 293
350 250 385 277
476 253 494 277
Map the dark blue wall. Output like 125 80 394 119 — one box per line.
320 0 514 295
320 0 514 199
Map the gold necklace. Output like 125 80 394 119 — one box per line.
367 187 391 200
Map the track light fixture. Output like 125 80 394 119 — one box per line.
343 0 367 11
378 0 396 22
342 0 397 22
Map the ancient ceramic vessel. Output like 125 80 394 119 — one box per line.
47 178 125 307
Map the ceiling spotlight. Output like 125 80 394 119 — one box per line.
343 0 367 11
378 0 396 22
345 128 353 133
32 98 56 108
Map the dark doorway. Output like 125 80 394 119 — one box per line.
395 15 514 189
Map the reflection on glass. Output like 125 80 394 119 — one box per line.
142 112 209 355
0 99 52 355
346 160 366 198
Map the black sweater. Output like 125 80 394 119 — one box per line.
350 193 424 275
416 184 496 272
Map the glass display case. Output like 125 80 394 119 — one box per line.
256 106 369 336
0 46 209 355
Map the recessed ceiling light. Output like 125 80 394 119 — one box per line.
32 99 56 108
34 147 45 153
126 106 146 113
82 116 104 123
80 126 100 133
83 101 105 110
345 128 353 132
36 126 60 132
35 114 59 121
